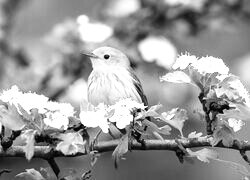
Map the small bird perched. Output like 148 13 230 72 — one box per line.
83 46 148 107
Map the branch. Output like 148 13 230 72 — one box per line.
1 137 250 158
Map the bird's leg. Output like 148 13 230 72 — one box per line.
130 108 148 148
131 129 146 149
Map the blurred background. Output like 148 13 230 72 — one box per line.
1 0 250 179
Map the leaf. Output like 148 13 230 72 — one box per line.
158 125 172 135
211 122 235 147
218 103 250 122
23 109 45 132
215 159 250 179
186 148 219 163
143 120 171 136
68 116 81 129
0 103 25 131
160 71 197 87
134 104 162 120
56 132 86 155
21 130 37 161
187 131 203 138
214 75 250 104
16 168 45 180
18 104 32 121
112 133 129 168
144 104 162 117
30 109 44 131
161 108 188 137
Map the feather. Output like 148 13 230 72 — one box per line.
128 68 148 107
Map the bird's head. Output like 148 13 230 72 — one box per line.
82 46 130 69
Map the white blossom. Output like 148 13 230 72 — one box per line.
111 98 146 110
172 53 198 70
228 118 245 132
192 56 229 75
138 36 177 69
43 102 74 130
0 85 75 130
0 85 23 105
105 0 140 18
108 98 146 129
44 111 70 130
109 107 133 129
0 86 49 114
77 15 113 43
17 92 49 114
80 99 145 132
79 105 109 133
45 101 75 117
164 0 207 12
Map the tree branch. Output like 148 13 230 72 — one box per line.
1 137 250 158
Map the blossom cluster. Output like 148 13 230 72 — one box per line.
161 54 250 134
0 86 75 130
79 98 146 133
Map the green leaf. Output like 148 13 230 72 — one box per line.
18 104 32 121
144 104 162 118
214 75 250 104
56 132 86 155
218 103 250 122
23 109 45 132
0 103 25 131
186 148 219 163
16 168 45 180
143 120 171 137
134 104 162 121
160 71 198 87
211 122 235 147
161 108 188 137
112 133 129 168
21 130 37 161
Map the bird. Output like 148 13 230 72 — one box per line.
83 46 148 107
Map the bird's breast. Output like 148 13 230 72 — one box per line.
87 68 142 106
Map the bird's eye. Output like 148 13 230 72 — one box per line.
104 54 110 60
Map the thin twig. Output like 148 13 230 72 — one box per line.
46 158 60 178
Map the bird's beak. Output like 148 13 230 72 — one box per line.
81 52 98 58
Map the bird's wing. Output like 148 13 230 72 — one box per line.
128 68 148 107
